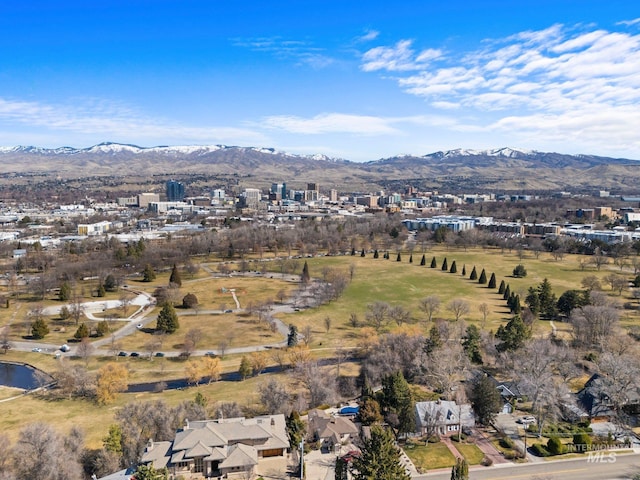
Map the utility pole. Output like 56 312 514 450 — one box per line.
299 438 304 479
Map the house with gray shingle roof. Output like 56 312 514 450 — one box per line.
140 414 289 479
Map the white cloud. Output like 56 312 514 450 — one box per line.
262 113 400 135
361 40 442 72
357 29 380 42
0 97 266 145
617 18 640 26
232 36 335 69
261 112 456 136
361 22 640 153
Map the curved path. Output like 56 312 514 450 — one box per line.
8 270 313 359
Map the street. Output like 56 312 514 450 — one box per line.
418 451 640 480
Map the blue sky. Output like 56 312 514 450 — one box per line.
1 0 639 161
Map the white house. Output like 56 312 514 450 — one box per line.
415 400 475 437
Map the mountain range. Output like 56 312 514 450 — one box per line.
1 142 638 192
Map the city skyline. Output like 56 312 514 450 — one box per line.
1 1 639 161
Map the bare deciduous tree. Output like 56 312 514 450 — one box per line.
570 305 620 350
365 301 390 331
447 299 470 322
258 378 291 414
12 422 84 480
419 295 440 323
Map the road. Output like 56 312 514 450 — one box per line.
418 451 640 480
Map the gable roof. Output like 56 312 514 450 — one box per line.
219 443 258 469
140 414 289 471
311 415 359 440
415 401 475 428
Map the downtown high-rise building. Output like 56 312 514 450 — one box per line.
166 180 185 201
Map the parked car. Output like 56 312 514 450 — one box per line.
205 352 217 358
60 344 70 352
155 352 165 357
31 347 42 353
117 351 127 357
130 352 140 357
517 415 536 424
224 309 233 313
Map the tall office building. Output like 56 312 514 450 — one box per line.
166 180 185 201
270 182 287 199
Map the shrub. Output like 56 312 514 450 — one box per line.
513 264 527 278
546 436 566 455
503 450 518 460
182 293 199 309
481 456 493 466
530 443 549 457
499 437 515 449
573 432 592 447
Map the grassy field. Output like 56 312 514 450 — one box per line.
404 441 457 471
454 442 486 464
279 247 640 348
1 246 639 451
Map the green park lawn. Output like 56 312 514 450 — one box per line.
1 246 640 451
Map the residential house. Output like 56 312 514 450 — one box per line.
415 400 475 437
577 374 640 423
140 414 289 479
308 409 358 452
489 376 523 414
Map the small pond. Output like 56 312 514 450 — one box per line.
0 361 54 390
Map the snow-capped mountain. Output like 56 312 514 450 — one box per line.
0 142 338 162
0 142 636 191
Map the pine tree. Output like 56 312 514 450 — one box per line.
537 278 558 318
350 425 410 480
442 258 448 271
74 322 89 339
351 247 356 256
478 268 487 284
462 324 483 364
498 279 506 294
470 266 478 280
451 457 469 480
104 274 118 292
396 253 402 262
169 264 182 286
495 315 531 352
470 375 502 426
420 254 426 266
374 250 379 259
58 281 71 301
380 371 414 438
449 260 457 274
361 249 366 257
142 264 156 282
430 257 437 268
409 254 413 263
488 272 497 289
156 302 179 334
287 324 298 347
503 285 511 301
31 318 49 339
461 264 466 276
301 261 310 284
